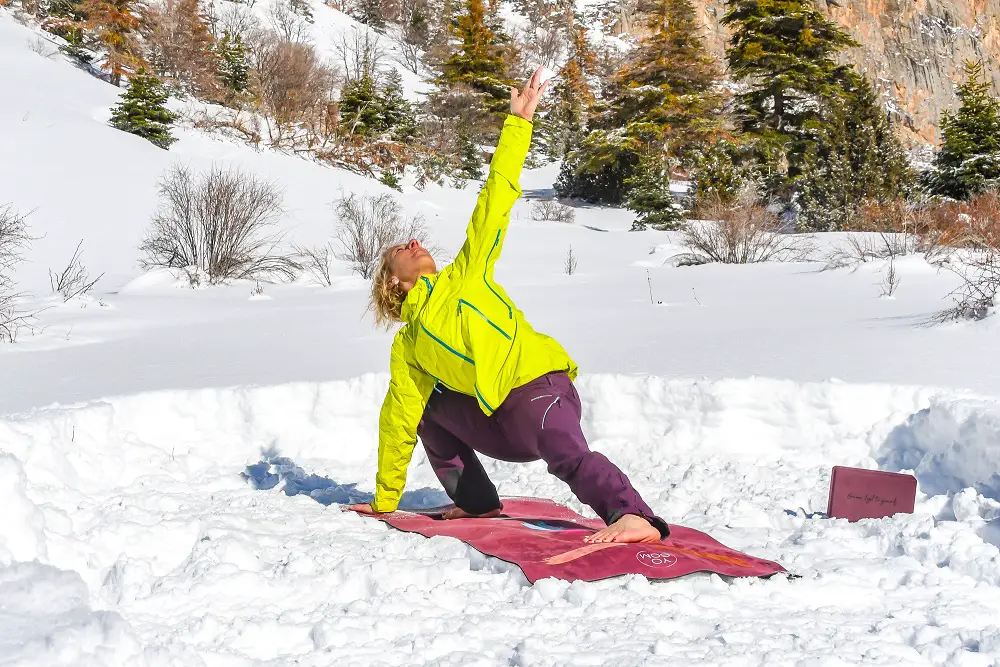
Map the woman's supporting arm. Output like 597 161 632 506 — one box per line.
371 331 437 512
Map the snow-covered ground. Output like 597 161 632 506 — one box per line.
2 8 1000 666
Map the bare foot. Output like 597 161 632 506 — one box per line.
442 507 502 520
583 514 660 544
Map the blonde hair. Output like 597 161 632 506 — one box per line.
369 244 406 329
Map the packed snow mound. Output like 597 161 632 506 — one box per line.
3 375 1000 664
879 398 1000 500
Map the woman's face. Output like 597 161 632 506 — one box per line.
389 238 437 290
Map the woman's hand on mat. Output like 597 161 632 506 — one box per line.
347 503 380 515
583 514 660 544
510 66 550 122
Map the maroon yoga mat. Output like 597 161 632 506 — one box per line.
354 497 785 583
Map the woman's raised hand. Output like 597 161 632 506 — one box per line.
510 66 550 123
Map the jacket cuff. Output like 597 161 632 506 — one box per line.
490 114 533 189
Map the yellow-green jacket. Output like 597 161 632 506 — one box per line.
371 114 578 512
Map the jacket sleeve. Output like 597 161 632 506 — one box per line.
372 330 437 513
451 114 533 279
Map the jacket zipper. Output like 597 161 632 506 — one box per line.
457 299 512 340
485 230 513 319
419 323 473 364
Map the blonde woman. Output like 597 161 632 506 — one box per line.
349 68 668 544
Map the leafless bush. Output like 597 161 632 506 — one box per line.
28 36 57 58
676 191 812 265
333 191 435 279
267 0 310 43
1 204 32 343
934 194 1000 321
210 3 261 41
145 0 219 95
49 241 103 301
294 242 336 286
139 163 298 284
531 199 576 223
249 33 337 144
334 30 385 84
564 245 577 275
823 232 913 270
880 256 900 298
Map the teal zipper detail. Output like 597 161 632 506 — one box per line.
475 385 495 413
458 299 511 340
421 275 434 295
484 229 513 319
419 323 473 364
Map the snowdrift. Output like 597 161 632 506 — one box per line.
2 375 1000 665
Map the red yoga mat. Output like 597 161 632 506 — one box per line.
354 497 786 583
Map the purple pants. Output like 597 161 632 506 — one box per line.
417 372 669 538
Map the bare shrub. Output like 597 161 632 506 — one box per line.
332 191 434 279
531 199 576 223
823 232 912 270
935 192 1000 321
28 36 57 58
564 245 577 275
211 3 261 41
144 0 219 95
880 256 900 298
676 191 812 265
334 30 385 84
140 163 298 284
1 204 32 343
294 242 336 286
249 33 337 145
267 0 310 43
49 240 103 301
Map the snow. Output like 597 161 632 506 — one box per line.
3 6 1000 666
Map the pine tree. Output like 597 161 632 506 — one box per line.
217 31 250 96
109 68 178 148
357 0 385 29
438 0 516 115
795 72 913 231
457 125 482 179
925 60 1000 200
538 19 595 161
76 0 144 86
381 69 418 142
339 71 383 136
721 0 860 195
556 0 724 205
625 152 685 230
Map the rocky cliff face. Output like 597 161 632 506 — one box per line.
613 0 1000 149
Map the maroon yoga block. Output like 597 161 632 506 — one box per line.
827 466 917 522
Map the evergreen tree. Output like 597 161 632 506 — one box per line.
339 71 383 135
457 126 482 179
795 72 913 230
289 0 314 22
925 60 1000 200
720 0 859 195
109 68 178 148
217 31 250 96
625 152 685 230
381 69 418 142
538 19 595 161
76 0 144 86
438 0 516 115
357 0 385 29
339 69 417 140
556 0 724 205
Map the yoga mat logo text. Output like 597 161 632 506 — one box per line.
636 551 677 568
